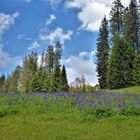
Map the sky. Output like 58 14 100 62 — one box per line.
0 0 130 85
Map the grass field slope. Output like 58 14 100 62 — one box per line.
0 91 140 140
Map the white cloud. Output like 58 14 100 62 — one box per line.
39 27 73 44
46 14 56 26
0 12 20 38
28 41 40 50
44 0 62 9
0 12 21 69
0 45 22 69
64 51 98 85
65 0 129 32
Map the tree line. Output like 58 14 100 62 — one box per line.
96 0 140 89
0 41 69 93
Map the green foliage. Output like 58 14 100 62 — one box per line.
110 0 124 36
96 16 109 89
9 66 21 93
21 52 38 93
107 35 135 89
132 53 140 85
124 0 140 52
61 65 69 92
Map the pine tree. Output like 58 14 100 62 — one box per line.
0 74 5 90
21 52 38 93
96 16 110 89
4 75 11 93
45 45 54 73
30 68 48 92
107 35 135 89
54 41 62 66
53 64 61 92
61 65 69 92
9 66 21 93
110 0 124 37
124 0 140 53
132 53 140 85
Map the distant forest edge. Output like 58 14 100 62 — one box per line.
0 0 140 93
0 41 97 93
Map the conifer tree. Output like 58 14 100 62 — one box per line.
21 52 38 92
132 53 140 85
124 0 140 53
107 35 135 89
96 16 109 89
54 41 62 68
53 64 61 92
9 66 21 93
0 74 5 89
110 0 124 37
61 65 69 92
45 45 54 73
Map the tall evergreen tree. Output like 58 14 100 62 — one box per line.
45 45 54 73
132 53 140 85
54 41 62 68
110 0 124 37
107 35 135 89
4 75 11 93
0 74 5 88
21 52 38 92
124 0 140 53
96 16 109 89
53 64 61 92
9 66 21 93
61 65 69 92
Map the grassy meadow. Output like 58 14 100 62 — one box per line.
0 89 140 140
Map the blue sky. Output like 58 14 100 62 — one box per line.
0 0 129 85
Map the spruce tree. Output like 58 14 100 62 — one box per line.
124 0 140 53
45 45 54 73
54 41 62 68
132 53 140 85
53 64 61 92
61 65 69 92
21 52 38 93
0 74 5 90
96 16 109 89
110 0 124 37
9 66 21 93
107 35 135 89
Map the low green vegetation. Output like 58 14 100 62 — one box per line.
110 85 140 94
0 92 140 140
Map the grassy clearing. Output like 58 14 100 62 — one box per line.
110 86 140 94
0 114 140 140
0 93 140 140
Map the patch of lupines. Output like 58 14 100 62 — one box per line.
0 91 140 117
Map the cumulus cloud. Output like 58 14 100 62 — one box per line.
0 12 21 69
0 45 22 69
46 14 56 26
39 27 73 45
0 12 20 38
64 51 98 85
65 0 129 32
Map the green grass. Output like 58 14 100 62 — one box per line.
0 93 140 140
0 114 140 140
109 85 140 94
